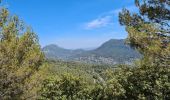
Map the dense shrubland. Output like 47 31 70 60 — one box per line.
0 0 170 100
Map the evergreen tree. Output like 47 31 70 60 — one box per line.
0 7 44 99
119 0 170 66
117 0 170 99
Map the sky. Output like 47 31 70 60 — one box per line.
4 0 137 49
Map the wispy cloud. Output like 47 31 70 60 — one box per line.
84 5 137 30
85 15 113 29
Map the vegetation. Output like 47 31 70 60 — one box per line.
43 39 140 65
0 6 45 99
0 0 169 100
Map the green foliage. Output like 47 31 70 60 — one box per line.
38 61 170 100
108 63 170 99
39 74 88 100
119 0 170 65
0 7 44 99
1 0 170 99
118 0 170 99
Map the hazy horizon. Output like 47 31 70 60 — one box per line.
43 38 127 50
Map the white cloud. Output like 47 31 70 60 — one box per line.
84 5 137 30
85 15 113 29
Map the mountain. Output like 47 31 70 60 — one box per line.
94 39 140 60
42 39 141 64
42 44 85 59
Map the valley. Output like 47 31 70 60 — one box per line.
43 39 141 65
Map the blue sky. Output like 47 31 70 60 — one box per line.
4 0 137 49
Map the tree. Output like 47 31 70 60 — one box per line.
39 73 88 100
119 0 170 66
117 0 170 99
0 7 44 99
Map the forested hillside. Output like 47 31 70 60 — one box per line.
43 44 85 60
43 39 140 64
0 0 170 100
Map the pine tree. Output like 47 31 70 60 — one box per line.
119 0 170 66
0 7 44 99
117 0 170 99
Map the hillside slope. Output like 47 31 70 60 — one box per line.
42 39 141 64
43 44 85 59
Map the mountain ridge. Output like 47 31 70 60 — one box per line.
42 39 141 64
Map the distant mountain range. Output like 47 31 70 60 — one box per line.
42 39 141 65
